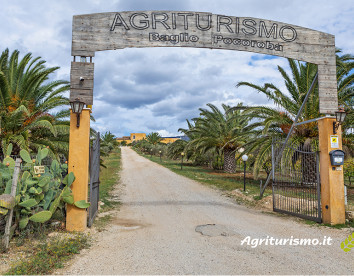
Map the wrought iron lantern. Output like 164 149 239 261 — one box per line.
333 107 346 134
70 98 85 128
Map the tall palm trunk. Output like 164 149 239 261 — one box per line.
223 149 236 173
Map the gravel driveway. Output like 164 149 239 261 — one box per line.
63 147 353 275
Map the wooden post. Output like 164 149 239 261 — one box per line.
66 109 91 231
2 158 21 250
318 117 345 224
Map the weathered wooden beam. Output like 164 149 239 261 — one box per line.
71 11 339 113
2 158 21 251
70 62 94 90
70 62 94 105
71 11 334 64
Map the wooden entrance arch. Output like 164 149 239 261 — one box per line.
67 12 345 231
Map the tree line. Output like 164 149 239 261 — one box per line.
133 50 353 182
0 47 352 179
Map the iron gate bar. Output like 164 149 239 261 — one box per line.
294 115 335 126
260 72 318 197
316 152 322 220
88 132 100 227
272 139 321 223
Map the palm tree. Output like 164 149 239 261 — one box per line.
236 49 354 176
340 86 354 157
0 49 70 158
336 49 354 140
146 132 162 145
167 139 188 159
180 103 249 173
100 131 118 154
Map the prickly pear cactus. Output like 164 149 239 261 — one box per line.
16 148 66 228
1 145 90 231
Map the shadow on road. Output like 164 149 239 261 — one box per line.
122 200 244 210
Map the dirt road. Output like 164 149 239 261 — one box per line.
63 147 353 275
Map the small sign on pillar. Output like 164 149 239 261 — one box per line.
330 135 339 148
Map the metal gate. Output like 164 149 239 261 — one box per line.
272 139 322 222
88 132 100 227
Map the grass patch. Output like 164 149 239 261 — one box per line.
99 148 122 210
253 195 263 200
13 218 64 247
95 214 114 232
323 221 354 229
304 220 354 229
6 233 90 275
304 220 318 226
137 151 272 199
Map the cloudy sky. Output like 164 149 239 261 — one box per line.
1 0 353 137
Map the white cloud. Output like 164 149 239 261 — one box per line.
157 130 177 137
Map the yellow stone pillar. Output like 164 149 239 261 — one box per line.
318 117 345 225
66 109 91 231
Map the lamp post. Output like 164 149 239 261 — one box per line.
69 98 85 128
333 107 347 134
242 154 248 191
238 148 245 170
181 152 185 170
150 148 153 158
159 150 162 162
